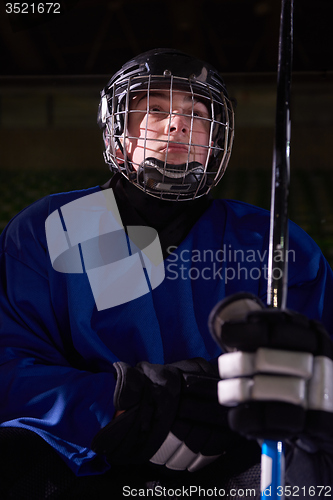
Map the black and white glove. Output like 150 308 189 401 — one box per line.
91 358 244 471
209 292 333 447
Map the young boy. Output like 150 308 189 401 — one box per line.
0 48 332 499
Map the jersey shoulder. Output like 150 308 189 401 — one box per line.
211 198 316 243
209 198 271 234
212 198 327 274
0 185 102 261
212 198 270 219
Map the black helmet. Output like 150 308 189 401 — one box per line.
98 48 234 201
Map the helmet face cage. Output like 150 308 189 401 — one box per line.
99 51 234 201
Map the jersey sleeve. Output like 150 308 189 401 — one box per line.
0 199 116 476
285 219 333 335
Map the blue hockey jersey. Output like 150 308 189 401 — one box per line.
0 185 333 476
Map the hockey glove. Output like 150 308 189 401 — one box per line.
91 358 244 471
209 292 333 446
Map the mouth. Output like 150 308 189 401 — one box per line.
160 143 189 154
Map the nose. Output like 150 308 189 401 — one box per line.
168 112 189 135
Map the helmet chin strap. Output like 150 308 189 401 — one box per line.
136 157 207 196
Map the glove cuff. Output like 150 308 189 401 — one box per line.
113 361 145 410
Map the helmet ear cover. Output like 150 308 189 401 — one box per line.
97 49 234 201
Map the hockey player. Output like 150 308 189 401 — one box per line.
0 48 333 498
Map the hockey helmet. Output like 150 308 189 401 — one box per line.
98 48 234 201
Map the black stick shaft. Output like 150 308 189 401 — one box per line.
267 0 294 309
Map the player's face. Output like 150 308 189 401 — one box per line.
124 90 212 169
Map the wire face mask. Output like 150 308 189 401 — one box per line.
98 49 234 201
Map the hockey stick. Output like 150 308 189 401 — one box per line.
262 0 294 498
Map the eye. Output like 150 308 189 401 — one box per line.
193 108 210 120
149 106 162 113
193 101 210 119
148 104 169 119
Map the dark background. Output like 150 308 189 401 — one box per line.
1 0 333 263
1 0 332 76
